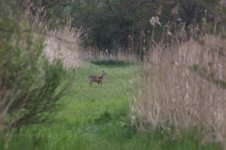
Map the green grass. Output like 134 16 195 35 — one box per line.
0 60 222 150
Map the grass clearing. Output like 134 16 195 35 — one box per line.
0 60 222 150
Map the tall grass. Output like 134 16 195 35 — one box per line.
133 35 226 146
80 47 139 64
44 27 81 69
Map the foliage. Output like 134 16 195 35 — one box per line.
26 0 224 52
0 0 70 133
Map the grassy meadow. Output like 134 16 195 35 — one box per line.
0 60 222 150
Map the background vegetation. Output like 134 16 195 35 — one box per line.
27 0 225 52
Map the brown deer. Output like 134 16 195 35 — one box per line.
88 71 107 85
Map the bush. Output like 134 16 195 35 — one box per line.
0 14 70 134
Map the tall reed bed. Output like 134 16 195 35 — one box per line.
44 27 81 69
133 35 226 145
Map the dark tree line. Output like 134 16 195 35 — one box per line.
25 0 226 53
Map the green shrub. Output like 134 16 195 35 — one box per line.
0 14 70 133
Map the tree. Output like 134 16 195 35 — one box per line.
0 0 71 135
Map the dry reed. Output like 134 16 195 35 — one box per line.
44 27 81 69
80 48 139 64
133 35 226 144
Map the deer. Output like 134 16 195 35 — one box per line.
88 71 107 85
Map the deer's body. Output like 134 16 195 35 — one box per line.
89 71 106 85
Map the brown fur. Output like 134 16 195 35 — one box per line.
88 71 107 85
